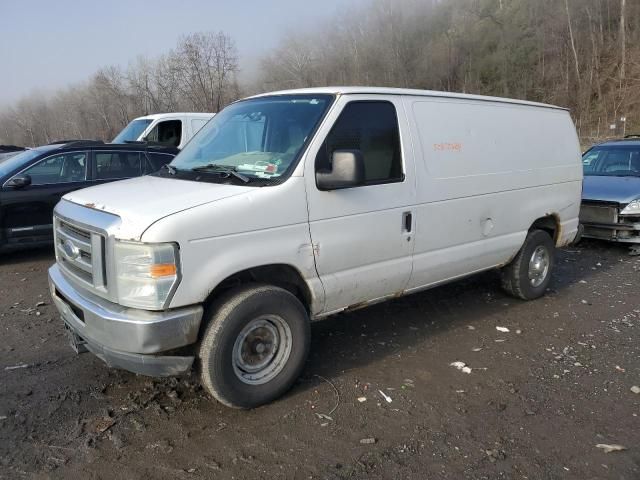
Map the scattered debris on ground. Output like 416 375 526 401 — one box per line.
596 444 627 453
450 361 472 374
1 242 638 479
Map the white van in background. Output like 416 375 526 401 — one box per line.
112 112 215 148
50 87 582 409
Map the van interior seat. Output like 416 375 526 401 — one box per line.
363 130 394 181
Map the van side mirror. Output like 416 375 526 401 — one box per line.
6 174 31 188
316 150 365 191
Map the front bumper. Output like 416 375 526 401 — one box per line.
579 202 640 244
49 264 203 376
580 219 640 244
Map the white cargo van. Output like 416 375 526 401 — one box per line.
49 87 582 408
112 112 215 148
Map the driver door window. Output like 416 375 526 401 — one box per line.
145 120 182 147
20 152 87 185
316 101 403 185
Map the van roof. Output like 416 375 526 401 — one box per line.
249 87 567 111
134 112 216 121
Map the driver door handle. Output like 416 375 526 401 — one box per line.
402 211 412 233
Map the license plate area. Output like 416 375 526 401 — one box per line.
55 288 85 323
65 324 88 354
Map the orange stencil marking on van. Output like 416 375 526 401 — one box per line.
433 143 463 152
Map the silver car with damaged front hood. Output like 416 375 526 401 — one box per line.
580 138 640 244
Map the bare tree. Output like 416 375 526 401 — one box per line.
2 2 640 147
620 0 626 81
175 32 239 112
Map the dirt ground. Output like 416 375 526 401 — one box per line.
0 240 639 480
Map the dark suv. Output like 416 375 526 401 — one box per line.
0 140 178 252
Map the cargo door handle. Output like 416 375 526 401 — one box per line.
402 211 412 233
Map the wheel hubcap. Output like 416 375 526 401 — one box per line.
232 315 292 385
528 245 550 288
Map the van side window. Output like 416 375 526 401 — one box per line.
316 101 403 184
146 120 182 147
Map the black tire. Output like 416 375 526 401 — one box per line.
198 284 310 409
501 229 555 300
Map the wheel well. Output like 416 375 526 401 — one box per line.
530 215 560 243
204 264 312 313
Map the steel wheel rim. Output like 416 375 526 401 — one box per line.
528 245 550 288
232 315 292 385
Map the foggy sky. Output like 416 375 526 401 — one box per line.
0 0 356 106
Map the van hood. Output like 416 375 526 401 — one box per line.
63 176 253 239
582 175 640 204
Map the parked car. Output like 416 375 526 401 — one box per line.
580 135 640 244
112 113 215 149
0 140 178 252
49 87 582 408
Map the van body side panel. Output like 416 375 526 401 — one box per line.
405 97 582 291
303 95 417 313
141 178 325 314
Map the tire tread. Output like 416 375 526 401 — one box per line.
198 284 309 408
501 229 554 301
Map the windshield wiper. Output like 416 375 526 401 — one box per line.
162 164 177 175
191 164 250 183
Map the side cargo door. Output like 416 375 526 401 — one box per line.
303 96 417 314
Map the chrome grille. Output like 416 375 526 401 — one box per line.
59 220 91 242
54 216 107 291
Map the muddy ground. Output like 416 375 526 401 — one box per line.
0 240 639 479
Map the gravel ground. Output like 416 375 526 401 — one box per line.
0 240 638 479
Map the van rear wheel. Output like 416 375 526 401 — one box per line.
501 229 555 300
198 284 310 409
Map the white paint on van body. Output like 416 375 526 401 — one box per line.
62 87 582 317
302 94 416 312
405 97 581 291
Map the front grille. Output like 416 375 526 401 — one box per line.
580 203 618 225
54 216 107 291
59 220 91 242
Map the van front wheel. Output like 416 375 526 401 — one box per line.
198 284 310 409
501 229 555 300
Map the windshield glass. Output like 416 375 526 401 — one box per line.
583 146 640 176
0 151 23 163
171 95 333 180
112 119 153 143
0 147 55 177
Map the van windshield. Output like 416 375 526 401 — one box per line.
112 119 153 143
583 146 640 177
171 95 333 181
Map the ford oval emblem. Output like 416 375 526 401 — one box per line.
62 239 81 260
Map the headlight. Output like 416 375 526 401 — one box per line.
113 241 180 310
620 200 640 215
